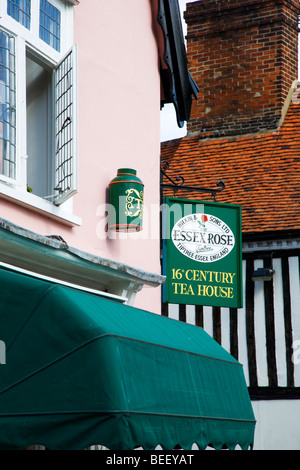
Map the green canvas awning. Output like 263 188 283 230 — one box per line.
0 268 255 450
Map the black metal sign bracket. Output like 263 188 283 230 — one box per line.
160 161 225 200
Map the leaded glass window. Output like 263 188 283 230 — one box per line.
0 29 16 180
7 0 31 30
54 49 75 203
39 0 61 52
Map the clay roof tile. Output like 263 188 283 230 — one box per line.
161 101 300 234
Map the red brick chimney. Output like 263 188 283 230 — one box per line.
185 0 300 138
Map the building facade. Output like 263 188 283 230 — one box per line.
0 0 255 451
0 0 167 311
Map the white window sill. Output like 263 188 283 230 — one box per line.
0 184 82 227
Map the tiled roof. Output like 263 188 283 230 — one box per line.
161 100 300 235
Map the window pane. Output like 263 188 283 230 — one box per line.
0 29 16 180
7 0 31 30
39 0 61 52
26 54 53 198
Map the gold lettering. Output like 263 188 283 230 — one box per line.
172 269 236 301
196 285 234 298
187 284 195 295
220 286 228 298
214 286 221 297
172 282 195 295
172 282 179 294
198 285 206 296
181 283 188 295
206 285 214 297
182 269 236 284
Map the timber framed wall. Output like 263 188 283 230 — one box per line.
162 246 300 400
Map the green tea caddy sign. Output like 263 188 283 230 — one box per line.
108 168 144 232
162 197 243 308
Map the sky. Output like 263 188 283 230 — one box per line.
160 0 198 142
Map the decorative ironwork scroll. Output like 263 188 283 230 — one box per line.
160 161 225 200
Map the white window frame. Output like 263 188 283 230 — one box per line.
0 0 80 225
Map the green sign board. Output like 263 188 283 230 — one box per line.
162 197 243 308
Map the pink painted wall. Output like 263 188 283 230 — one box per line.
0 0 162 312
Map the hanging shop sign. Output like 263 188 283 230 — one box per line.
162 197 243 308
108 168 144 232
